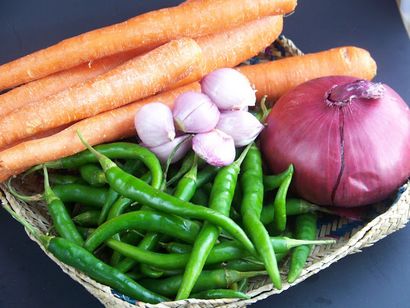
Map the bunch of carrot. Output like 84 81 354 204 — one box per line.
0 0 376 182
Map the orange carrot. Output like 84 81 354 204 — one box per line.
175 15 284 87
0 0 297 90
0 50 141 118
236 46 377 101
0 125 69 152
0 15 284 181
0 38 202 149
0 15 283 117
0 83 201 182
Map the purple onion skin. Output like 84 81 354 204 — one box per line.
261 76 410 207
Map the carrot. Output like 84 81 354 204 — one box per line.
0 15 283 118
0 0 297 90
0 38 202 149
0 83 201 182
236 46 377 101
0 50 141 118
175 15 284 87
0 125 69 152
0 15 284 181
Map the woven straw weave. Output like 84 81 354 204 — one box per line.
1 36 409 308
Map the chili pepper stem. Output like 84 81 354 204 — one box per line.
234 143 253 167
22 165 43 177
42 166 60 203
167 151 195 186
259 95 271 123
284 237 336 249
184 154 198 180
162 135 193 189
236 270 267 279
6 177 43 202
77 131 116 172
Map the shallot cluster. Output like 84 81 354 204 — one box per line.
135 68 264 166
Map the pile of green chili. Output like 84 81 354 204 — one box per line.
6 138 336 304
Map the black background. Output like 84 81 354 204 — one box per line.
0 0 409 307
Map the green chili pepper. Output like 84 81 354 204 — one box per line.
125 271 145 281
53 184 108 208
166 151 195 186
2 202 167 304
108 240 247 270
84 211 202 251
240 144 282 289
107 197 133 221
173 155 198 202
190 289 250 300
50 237 167 303
176 145 252 300
121 159 145 176
140 269 265 297
232 182 243 211
104 170 153 224
263 164 294 191
225 254 286 272
105 196 134 266
9 182 109 209
49 174 85 185
129 156 200 277
38 142 163 190
191 188 209 206
261 198 330 225
43 167 84 245
106 239 294 271
121 230 143 245
79 164 106 187
140 266 164 279
288 213 318 283
99 159 149 227
97 188 120 225
273 164 294 232
76 226 95 240
163 237 334 261
78 134 255 255
195 165 219 188
72 210 100 227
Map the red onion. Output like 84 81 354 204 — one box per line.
261 76 410 207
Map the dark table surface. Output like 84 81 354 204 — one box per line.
1 0 409 307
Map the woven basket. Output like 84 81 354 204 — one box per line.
1 36 409 308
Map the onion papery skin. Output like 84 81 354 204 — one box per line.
261 76 410 207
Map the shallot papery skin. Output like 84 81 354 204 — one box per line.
135 102 175 147
173 91 220 133
216 110 264 147
201 68 256 110
261 76 410 207
192 129 235 167
149 135 192 164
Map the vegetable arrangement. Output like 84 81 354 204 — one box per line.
1 0 409 305
7 133 335 303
